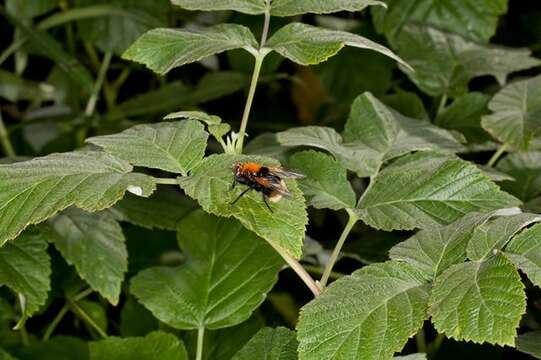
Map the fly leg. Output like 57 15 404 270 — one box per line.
262 194 274 213
231 187 251 206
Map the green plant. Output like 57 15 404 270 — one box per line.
1 0 541 359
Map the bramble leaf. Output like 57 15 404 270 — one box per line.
482 75 541 150
429 254 525 346
497 152 541 201
0 151 156 246
505 223 541 288
270 0 385 16
170 0 267 15
130 211 283 329
87 120 208 175
297 261 429 360
516 331 541 359
163 111 222 125
288 150 356 210
231 327 298 360
41 208 127 305
123 24 258 74
178 154 307 258
355 152 520 231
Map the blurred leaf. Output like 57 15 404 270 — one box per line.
89 332 188 360
0 151 156 246
396 25 541 97
0 70 54 102
87 120 209 175
497 152 541 201
244 134 287 161
477 165 514 182
123 24 258 74
163 111 222 125
516 331 541 359
482 75 541 150
0 230 50 318
15 336 89 360
130 211 283 329
297 261 429 360
41 208 127 305
291 67 327 124
505 223 541 288
75 0 170 54
429 254 525 346
0 348 16 360
178 154 307 258
267 23 411 69
372 0 507 44
189 71 247 103
356 152 520 231
381 91 428 120
271 0 385 16
6 0 57 18
232 327 298 360
288 150 356 210
466 213 541 261
119 296 158 337
394 355 426 360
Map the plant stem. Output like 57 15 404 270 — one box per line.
260 3 271 48
320 210 358 288
43 304 69 341
154 178 180 185
429 333 445 356
271 243 321 296
415 328 427 353
436 93 448 118
486 143 508 167
196 327 205 360
304 264 344 280
85 51 112 116
68 299 107 338
73 288 94 302
0 112 15 157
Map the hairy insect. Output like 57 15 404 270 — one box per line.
231 162 304 212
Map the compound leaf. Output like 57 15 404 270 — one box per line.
130 211 283 329
123 24 258 74
505 223 541 288
429 254 525 346
0 151 156 246
297 261 429 360
231 327 298 360
87 120 208 175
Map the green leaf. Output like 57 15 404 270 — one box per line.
232 327 298 360
119 296 158 337
114 187 195 231
78 299 108 335
394 355 426 360
6 0 58 18
395 25 541 97
270 0 385 16
496 151 541 201
267 23 411 69
288 150 356 210
130 211 283 329
163 111 222 125
466 213 541 261
372 0 507 44
0 151 155 246
0 230 50 318
516 331 541 359
15 336 89 360
429 254 525 346
89 332 188 360
482 75 541 150
0 348 17 360
355 152 520 231
170 0 267 15
123 24 258 74
505 223 541 288
40 208 127 305
297 261 429 360
390 212 496 279
178 154 307 258
87 120 208 175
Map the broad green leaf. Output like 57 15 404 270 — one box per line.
119 296 158 337
0 348 16 360
114 187 195 231
0 230 50 318
232 327 298 360
163 111 222 125
395 25 541 97
516 331 541 359
270 0 385 16
123 24 258 74
466 213 541 261
40 208 127 305
170 0 267 15
15 336 89 360
131 211 283 329
178 154 307 258
267 23 411 70
6 0 58 18
482 75 541 150
394 355 426 360
288 150 356 210
372 0 507 44
0 151 156 246
390 212 495 279
355 152 520 231
497 152 541 201
297 261 429 360
429 254 525 346
87 120 208 175
89 332 188 360
75 0 169 54
505 223 541 288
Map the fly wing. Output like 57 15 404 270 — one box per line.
266 166 305 179
254 177 292 197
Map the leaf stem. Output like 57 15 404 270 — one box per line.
260 2 271 48
486 143 508 167
43 304 69 341
68 298 107 338
436 93 448 118
196 326 205 360
0 112 15 157
85 51 112 116
271 243 321 296
320 210 358 288
154 178 180 185
415 328 427 353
